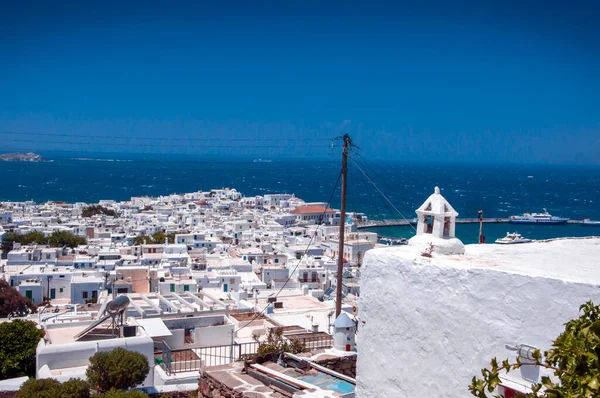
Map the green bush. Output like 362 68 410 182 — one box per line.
86 348 149 393
0 320 45 379
98 389 148 398
60 378 92 398
16 378 91 398
16 378 61 398
254 327 306 358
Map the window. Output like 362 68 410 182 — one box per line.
274 258 279 264
92 290 98 298
170 284 175 292
46 254 51 259
184 285 189 292
59 288 63 293
59 275 65 278
82 291 88 299
184 328 194 344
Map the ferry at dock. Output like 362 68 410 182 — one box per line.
509 209 569 225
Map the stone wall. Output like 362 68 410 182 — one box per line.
313 354 356 378
198 368 243 398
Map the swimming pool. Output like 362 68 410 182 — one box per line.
297 372 356 395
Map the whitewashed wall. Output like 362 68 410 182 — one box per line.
357 247 600 397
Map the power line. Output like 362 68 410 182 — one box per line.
0 147 335 160
0 131 332 142
349 156 416 231
1 138 331 149
235 170 342 334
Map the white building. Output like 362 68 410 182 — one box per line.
357 187 600 397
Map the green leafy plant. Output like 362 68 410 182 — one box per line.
254 327 307 358
469 301 600 397
16 378 91 398
16 378 61 398
0 319 45 379
1 231 86 255
60 378 92 398
86 348 149 393
98 389 148 398
132 232 178 246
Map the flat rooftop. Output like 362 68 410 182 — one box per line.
385 237 600 285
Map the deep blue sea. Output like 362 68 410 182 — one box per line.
0 154 598 244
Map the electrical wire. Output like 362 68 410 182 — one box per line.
1 138 331 149
234 170 342 334
0 131 332 142
349 156 416 232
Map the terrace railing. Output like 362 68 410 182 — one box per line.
157 334 333 375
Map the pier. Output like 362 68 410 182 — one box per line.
357 218 584 229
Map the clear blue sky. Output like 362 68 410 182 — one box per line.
1 1 599 164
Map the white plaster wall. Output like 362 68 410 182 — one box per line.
357 247 600 398
37 334 155 387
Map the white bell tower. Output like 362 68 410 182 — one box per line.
409 187 464 255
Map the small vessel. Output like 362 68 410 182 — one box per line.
581 218 600 227
495 232 532 244
509 209 568 225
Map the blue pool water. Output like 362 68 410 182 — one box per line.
298 372 356 394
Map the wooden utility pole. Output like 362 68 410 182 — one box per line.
335 134 350 318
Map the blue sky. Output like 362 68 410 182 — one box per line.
0 1 599 164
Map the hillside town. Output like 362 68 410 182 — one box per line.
0 188 374 396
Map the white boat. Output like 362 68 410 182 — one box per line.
509 209 568 225
581 218 600 227
495 232 532 244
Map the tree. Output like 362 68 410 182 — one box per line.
254 327 306 358
132 233 177 246
81 205 117 218
1 231 46 254
46 231 86 248
469 301 600 398
16 378 91 398
0 320 45 379
0 280 36 317
1 231 85 255
86 348 149 393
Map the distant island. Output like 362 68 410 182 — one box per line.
0 152 46 162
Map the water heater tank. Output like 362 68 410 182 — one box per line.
106 295 130 315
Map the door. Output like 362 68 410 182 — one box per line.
25 290 33 302
223 283 228 292
50 288 56 299
170 284 175 292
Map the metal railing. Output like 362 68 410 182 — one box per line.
287 334 334 351
157 334 333 374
